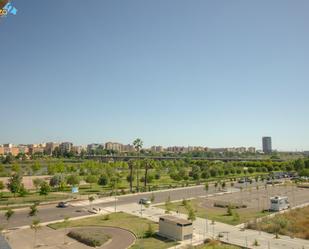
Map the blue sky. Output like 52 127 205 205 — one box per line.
0 0 309 150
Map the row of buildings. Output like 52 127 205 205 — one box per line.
0 142 137 156
0 137 272 156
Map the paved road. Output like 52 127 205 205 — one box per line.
0 235 11 249
0 184 223 228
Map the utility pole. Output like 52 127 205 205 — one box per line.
140 203 143 216
114 186 117 213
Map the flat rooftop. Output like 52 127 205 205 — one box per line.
159 215 192 225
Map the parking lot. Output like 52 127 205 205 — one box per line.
203 184 309 212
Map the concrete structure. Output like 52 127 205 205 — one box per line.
262 136 272 154
0 146 4 155
105 142 123 152
247 147 256 153
59 142 73 153
72 145 84 155
122 144 135 152
17 145 29 154
166 146 188 153
45 142 60 155
29 144 45 154
87 143 102 153
158 215 193 241
151 146 164 152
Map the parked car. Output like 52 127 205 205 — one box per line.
88 207 102 214
139 198 151 205
57 201 69 208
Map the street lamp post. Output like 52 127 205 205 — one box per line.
114 186 117 213
140 203 143 216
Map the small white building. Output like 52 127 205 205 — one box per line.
270 196 289 211
158 215 193 241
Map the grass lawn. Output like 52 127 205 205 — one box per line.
48 212 178 249
157 198 271 225
0 192 70 206
247 206 309 240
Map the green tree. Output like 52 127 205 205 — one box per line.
18 184 28 197
98 174 109 186
0 181 4 199
5 208 14 228
29 203 38 217
85 175 98 188
191 165 201 180
142 159 155 190
227 204 233 216
133 138 143 192
7 173 23 197
110 176 120 193
11 163 21 173
165 196 172 214
187 208 196 221
39 181 51 196
33 178 44 191
66 174 80 186
31 162 41 175
294 159 305 172
88 195 95 209
205 182 209 192
127 160 135 192
221 181 226 189
214 182 218 190
49 174 66 189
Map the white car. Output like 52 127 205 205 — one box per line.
88 207 103 214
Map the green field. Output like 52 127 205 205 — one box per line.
0 192 70 206
48 212 178 249
157 198 271 225
247 206 309 240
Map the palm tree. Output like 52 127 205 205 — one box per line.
30 219 41 248
133 138 143 192
88 196 95 209
128 160 134 192
143 159 154 190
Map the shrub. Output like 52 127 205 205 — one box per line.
253 239 260 246
68 228 110 247
227 204 233 216
144 223 155 238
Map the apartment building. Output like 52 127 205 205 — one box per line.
45 142 60 155
59 142 73 153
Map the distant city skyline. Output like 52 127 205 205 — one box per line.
0 136 307 152
1 1 309 151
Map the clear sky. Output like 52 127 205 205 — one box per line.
1 0 309 150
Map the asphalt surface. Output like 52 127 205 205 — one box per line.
0 235 11 249
0 181 266 228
